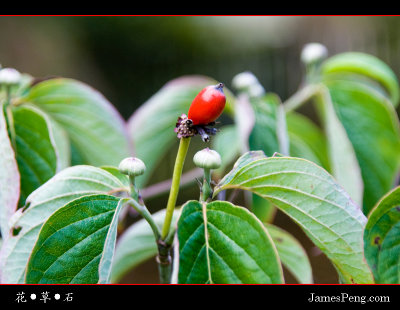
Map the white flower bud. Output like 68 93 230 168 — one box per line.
118 157 146 177
301 43 328 66
193 148 221 170
0 68 21 86
232 71 260 91
248 83 266 97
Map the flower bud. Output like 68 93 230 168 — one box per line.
300 43 328 66
0 68 21 86
232 71 265 97
118 157 146 177
232 71 259 89
248 83 266 97
193 148 221 170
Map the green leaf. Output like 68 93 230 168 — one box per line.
21 78 132 167
25 194 126 284
324 79 400 214
211 124 241 178
276 102 290 156
48 117 70 170
0 165 128 283
177 200 283 284
315 87 363 207
251 190 276 223
11 104 66 207
286 111 329 171
127 76 236 187
219 150 267 186
0 106 20 238
100 166 131 188
245 94 290 223
364 186 400 283
221 150 268 221
214 153 374 284
322 52 400 105
233 94 255 152
111 208 180 283
264 223 313 284
248 94 281 156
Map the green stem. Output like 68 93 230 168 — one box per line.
156 137 191 284
201 168 212 202
129 175 139 202
164 225 177 246
156 238 172 284
127 198 160 241
157 262 171 284
160 137 191 240
283 83 323 113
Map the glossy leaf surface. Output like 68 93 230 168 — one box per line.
177 200 283 284
215 153 373 283
364 186 400 283
11 105 62 206
0 106 20 238
265 223 313 284
0 165 128 283
25 195 126 284
22 78 132 167
324 79 400 214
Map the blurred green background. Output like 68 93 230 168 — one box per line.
2 16 400 284
2 16 400 118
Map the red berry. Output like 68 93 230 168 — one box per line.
188 83 226 126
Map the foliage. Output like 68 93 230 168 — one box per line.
0 46 399 284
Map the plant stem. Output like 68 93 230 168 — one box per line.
283 83 322 112
201 168 212 202
129 175 139 202
160 137 191 240
156 137 191 284
127 198 160 241
156 239 172 284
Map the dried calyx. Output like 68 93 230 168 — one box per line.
174 113 218 142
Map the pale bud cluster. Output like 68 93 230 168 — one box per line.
0 67 21 86
232 71 265 97
300 43 328 66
